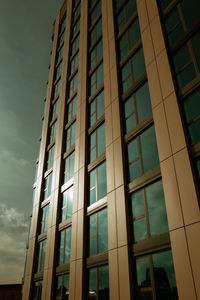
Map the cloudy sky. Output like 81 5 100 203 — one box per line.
0 0 63 284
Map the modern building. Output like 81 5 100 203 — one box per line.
22 0 200 299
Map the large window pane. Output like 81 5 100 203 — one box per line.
127 126 159 182
43 172 52 200
66 122 76 152
173 45 196 89
119 17 141 60
40 204 50 234
89 208 108 256
90 63 104 96
88 265 109 300
90 123 105 162
121 48 145 94
58 227 72 265
64 152 75 183
89 161 107 205
67 95 77 123
124 82 152 133
90 90 104 127
183 89 200 145
117 0 137 33
136 250 178 299
61 187 73 222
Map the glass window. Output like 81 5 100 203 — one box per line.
89 208 108 256
37 239 46 272
90 39 103 69
73 2 81 23
59 15 66 34
55 274 69 300
40 204 50 234
136 250 178 299
88 265 109 299
90 63 104 96
32 281 43 300
115 0 124 11
70 52 79 75
119 18 141 60
46 145 55 170
90 18 102 47
51 100 59 121
90 1 101 27
43 172 52 200
183 89 200 145
165 7 184 47
66 122 76 152
127 125 159 182
124 82 152 133
89 161 107 206
56 45 64 64
191 31 200 70
61 187 73 222
173 44 196 89
131 180 169 242
196 160 200 181
90 90 104 127
90 123 105 162
57 31 65 49
52 79 61 100
69 72 78 97
58 227 72 265
55 62 62 81
64 152 75 184
117 0 137 33
71 33 80 56
121 48 146 94
49 121 57 144
67 95 77 123
72 18 80 39
159 0 172 11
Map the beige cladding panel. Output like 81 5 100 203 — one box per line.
170 228 196 299
108 249 120 300
186 222 200 299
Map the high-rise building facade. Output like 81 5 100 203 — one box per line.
23 0 200 299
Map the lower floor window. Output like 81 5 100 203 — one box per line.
32 280 42 300
55 273 70 300
135 249 178 300
88 265 109 299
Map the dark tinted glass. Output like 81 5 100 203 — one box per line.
183 89 200 145
173 45 196 89
90 90 104 127
119 18 141 60
90 123 105 162
124 82 152 133
67 95 77 123
152 250 178 300
165 7 184 46
117 0 137 32
121 48 145 94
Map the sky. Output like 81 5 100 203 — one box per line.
0 0 63 284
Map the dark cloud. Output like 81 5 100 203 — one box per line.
0 0 63 283
0 204 29 283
